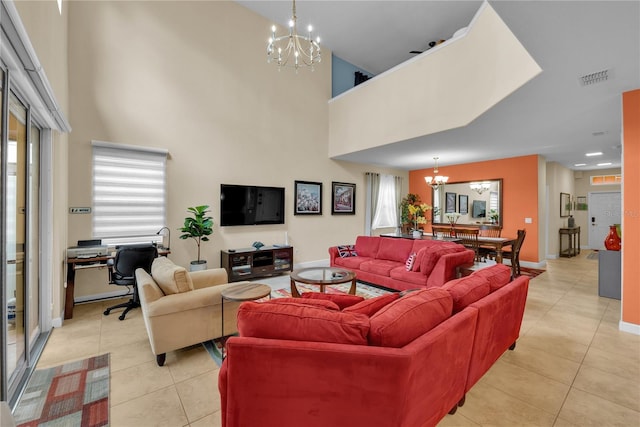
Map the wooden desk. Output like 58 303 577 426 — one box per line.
65 248 169 320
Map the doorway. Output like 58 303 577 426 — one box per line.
588 191 622 249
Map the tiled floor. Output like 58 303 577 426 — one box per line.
37 251 640 426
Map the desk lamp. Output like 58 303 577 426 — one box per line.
156 226 171 250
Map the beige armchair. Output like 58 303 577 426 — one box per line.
136 256 250 366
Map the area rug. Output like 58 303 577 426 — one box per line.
13 354 110 427
519 267 545 278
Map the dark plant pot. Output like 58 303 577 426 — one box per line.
190 260 207 271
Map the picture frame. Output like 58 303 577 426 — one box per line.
445 192 456 213
576 196 588 211
560 192 571 217
331 182 356 215
294 181 322 215
458 194 468 215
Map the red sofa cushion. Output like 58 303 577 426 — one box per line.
354 236 381 258
420 243 465 275
389 267 429 286
441 275 491 313
237 301 369 345
368 288 453 348
376 238 414 262
360 260 403 277
268 297 340 311
472 264 512 292
301 292 364 309
333 256 371 269
343 293 400 316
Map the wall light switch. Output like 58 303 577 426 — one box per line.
525 217 533 224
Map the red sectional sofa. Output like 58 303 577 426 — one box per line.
329 236 475 291
218 264 530 427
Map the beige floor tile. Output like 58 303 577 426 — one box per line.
99 319 149 350
111 385 189 427
582 344 640 381
458 382 556 426
557 387 640 426
36 334 101 368
479 358 570 415
108 336 156 373
572 365 640 412
176 369 221 423
167 345 218 383
520 326 590 363
437 412 480 426
552 417 582 427
590 322 640 355
190 412 222 427
110 360 175 406
500 340 581 385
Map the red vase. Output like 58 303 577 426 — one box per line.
604 225 621 251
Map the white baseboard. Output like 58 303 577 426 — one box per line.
52 317 62 328
294 259 330 269
619 320 640 336
74 289 130 304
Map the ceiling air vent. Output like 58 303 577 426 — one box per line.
579 69 609 86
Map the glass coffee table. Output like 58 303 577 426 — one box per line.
289 267 357 298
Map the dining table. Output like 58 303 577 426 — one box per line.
423 232 516 264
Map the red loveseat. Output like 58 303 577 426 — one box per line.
218 264 530 427
329 236 475 291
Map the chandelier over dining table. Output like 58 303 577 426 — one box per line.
424 157 449 190
267 0 321 69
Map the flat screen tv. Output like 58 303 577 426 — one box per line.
472 200 486 218
220 184 285 226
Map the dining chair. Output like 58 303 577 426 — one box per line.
452 228 481 262
502 229 527 278
431 225 453 238
478 224 502 260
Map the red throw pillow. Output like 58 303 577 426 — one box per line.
441 275 491 313
237 301 369 345
301 292 364 309
268 297 340 311
368 288 453 348
472 264 511 292
343 293 400 317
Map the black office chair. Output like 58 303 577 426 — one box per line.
104 244 158 320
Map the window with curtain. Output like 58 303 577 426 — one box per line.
92 141 168 245
371 174 398 229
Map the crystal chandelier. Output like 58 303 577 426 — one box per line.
424 157 449 190
470 181 491 194
267 0 321 70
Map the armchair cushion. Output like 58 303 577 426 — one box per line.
151 257 193 295
441 275 490 313
237 301 370 345
301 292 364 309
268 298 340 311
343 292 400 316
472 264 512 292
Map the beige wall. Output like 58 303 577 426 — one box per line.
66 1 406 298
546 162 575 256
14 1 70 320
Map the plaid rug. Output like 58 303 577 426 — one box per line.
14 354 110 427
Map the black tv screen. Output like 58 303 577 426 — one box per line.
220 184 285 226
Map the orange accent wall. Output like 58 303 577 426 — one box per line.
622 89 640 326
409 155 540 262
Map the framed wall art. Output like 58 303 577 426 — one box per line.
331 182 356 215
445 192 456 213
458 194 468 215
560 192 570 217
294 181 322 215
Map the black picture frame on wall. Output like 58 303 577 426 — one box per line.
331 182 356 215
560 192 570 217
294 181 322 215
459 194 468 215
445 192 456 213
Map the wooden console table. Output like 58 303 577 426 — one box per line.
559 227 581 257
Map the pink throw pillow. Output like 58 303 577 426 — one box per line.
301 292 364 309
237 302 369 345
343 293 400 317
405 253 416 271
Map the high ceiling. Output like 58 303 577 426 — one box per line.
237 1 640 171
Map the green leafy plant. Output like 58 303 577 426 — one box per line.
178 205 213 263
400 193 421 226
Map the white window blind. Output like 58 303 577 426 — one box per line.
92 141 167 242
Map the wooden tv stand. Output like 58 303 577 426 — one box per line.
220 246 293 282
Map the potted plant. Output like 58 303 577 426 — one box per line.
179 205 213 271
408 202 433 238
